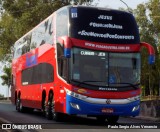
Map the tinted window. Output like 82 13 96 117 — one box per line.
57 43 64 76
14 16 54 58
69 7 140 44
14 33 32 58
30 16 53 49
22 63 54 85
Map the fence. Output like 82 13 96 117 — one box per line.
141 95 160 101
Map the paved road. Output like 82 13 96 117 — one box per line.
0 101 159 131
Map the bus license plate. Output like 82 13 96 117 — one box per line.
102 108 114 113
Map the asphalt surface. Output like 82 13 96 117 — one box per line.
0 100 159 132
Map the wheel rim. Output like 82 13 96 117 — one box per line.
45 93 53 120
42 100 46 113
51 95 56 119
52 102 55 118
16 98 20 111
20 101 23 111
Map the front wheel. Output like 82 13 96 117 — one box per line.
96 116 107 123
106 116 119 123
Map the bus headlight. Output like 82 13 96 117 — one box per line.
128 95 140 101
65 88 87 100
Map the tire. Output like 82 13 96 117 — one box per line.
52 94 64 122
45 93 53 120
53 112 64 122
26 107 34 113
42 98 46 116
16 97 25 112
96 116 107 123
16 98 20 112
106 116 119 123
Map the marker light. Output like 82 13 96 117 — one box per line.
132 105 140 112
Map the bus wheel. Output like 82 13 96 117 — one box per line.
16 97 24 112
52 94 63 121
53 112 63 122
46 93 53 120
16 98 20 111
96 116 107 123
106 116 119 123
42 99 46 116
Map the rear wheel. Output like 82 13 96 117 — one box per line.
16 98 20 111
16 96 26 112
42 97 46 116
26 107 34 113
45 93 53 120
52 94 64 122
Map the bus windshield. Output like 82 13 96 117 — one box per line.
70 47 140 89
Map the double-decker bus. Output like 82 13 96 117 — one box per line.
11 5 155 123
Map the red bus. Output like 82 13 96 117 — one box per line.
11 5 155 123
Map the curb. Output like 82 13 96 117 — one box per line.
0 100 11 104
0 117 12 124
131 116 160 122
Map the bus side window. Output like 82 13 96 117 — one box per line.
22 63 54 85
41 63 54 83
57 42 67 79
57 43 64 77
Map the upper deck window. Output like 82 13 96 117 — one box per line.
69 7 140 44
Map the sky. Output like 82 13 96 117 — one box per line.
94 0 149 9
0 0 149 97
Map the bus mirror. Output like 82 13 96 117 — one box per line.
140 42 155 65
64 48 71 58
148 55 155 65
58 36 72 58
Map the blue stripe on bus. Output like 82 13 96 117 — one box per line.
66 94 140 116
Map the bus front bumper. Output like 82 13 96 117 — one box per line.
66 94 140 116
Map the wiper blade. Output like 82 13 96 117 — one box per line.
110 83 140 89
72 80 106 87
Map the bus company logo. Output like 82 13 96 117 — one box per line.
73 88 90 94
99 87 118 91
106 99 111 104
77 89 88 94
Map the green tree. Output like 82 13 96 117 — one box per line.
0 13 16 61
0 94 4 98
0 66 11 88
134 0 160 96
0 0 94 61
